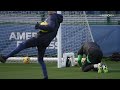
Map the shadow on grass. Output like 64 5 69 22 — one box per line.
108 69 120 73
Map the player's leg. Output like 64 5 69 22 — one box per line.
37 46 48 79
0 37 38 63
82 50 102 72
94 51 108 73
81 61 94 72
92 68 98 72
88 48 104 73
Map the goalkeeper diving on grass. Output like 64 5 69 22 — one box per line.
0 11 63 79
77 42 108 73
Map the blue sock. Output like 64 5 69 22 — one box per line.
38 58 48 79
5 43 26 59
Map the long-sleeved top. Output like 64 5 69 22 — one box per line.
36 13 63 47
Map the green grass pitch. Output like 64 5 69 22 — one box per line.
0 59 120 79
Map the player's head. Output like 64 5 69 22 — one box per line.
48 11 57 15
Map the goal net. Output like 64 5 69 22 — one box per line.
0 11 94 67
57 11 94 68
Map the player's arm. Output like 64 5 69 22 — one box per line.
77 46 84 67
77 54 83 67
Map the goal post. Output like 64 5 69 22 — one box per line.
57 11 62 68
83 11 94 42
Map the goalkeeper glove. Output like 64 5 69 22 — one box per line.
77 55 83 67
35 22 40 29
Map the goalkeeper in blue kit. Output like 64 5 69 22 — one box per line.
77 42 108 73
0 11 63 79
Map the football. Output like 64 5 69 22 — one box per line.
23 56 30 64
40 21 48 25
40 21 48 32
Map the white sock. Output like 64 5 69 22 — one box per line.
93 64 98 68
